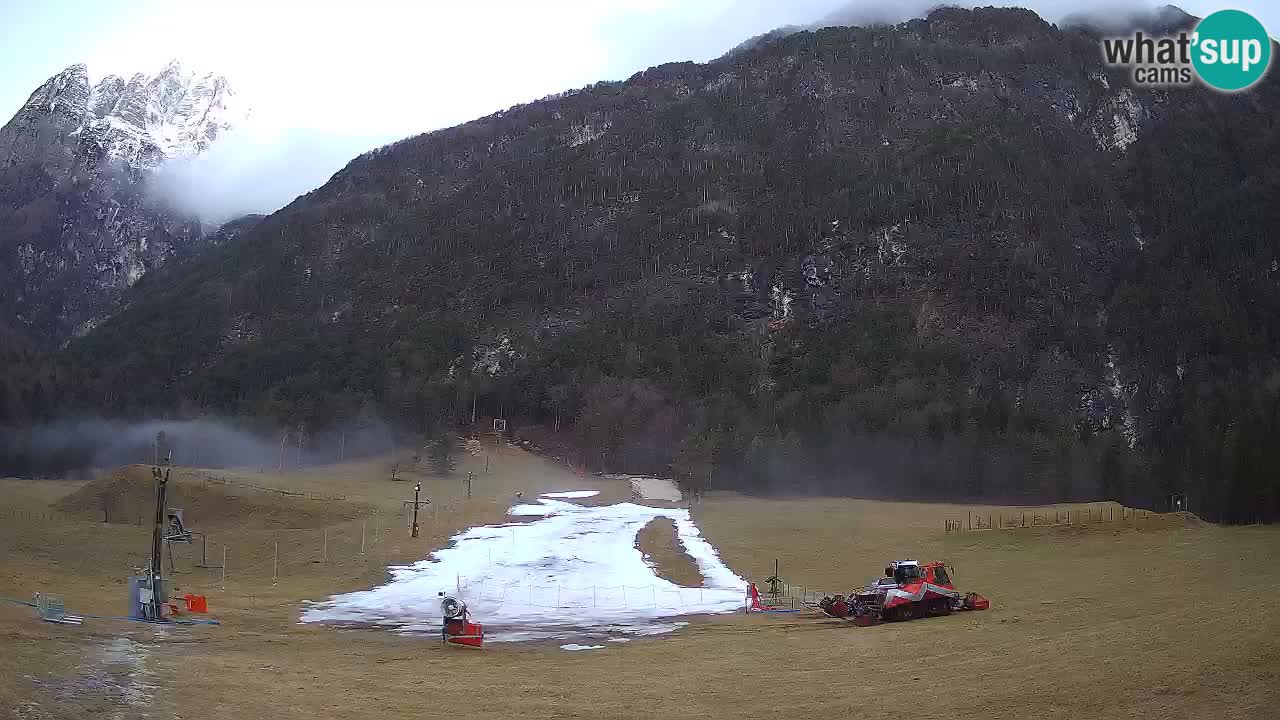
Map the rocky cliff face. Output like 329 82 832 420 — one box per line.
0 61 244 348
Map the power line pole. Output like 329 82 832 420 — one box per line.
278 428 288 470
404 482 430 538
148 467 170 620
412 482 422 538
296 422 305 467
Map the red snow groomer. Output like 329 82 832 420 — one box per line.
819 560 989 626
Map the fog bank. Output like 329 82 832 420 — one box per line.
1 417 395 479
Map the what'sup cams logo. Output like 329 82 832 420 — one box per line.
1102 9 1272 91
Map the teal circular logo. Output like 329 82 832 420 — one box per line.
1192 10 1272 92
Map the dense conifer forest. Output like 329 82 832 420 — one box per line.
2 8 1277 522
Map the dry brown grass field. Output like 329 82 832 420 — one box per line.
2 438 1277 719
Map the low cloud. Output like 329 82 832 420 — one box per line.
143 1 1204 227
818 1 1188 28
1 416 395 478
816 0 945 26
152 125 393 225
812 1 1188 33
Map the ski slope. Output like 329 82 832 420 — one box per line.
301 492 746 642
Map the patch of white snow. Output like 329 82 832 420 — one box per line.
629 477 682 502
565 120 610 147
301 498 744 642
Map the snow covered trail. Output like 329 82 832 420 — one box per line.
301 496 747 642
629 477 682 502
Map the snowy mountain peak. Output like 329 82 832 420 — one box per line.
87 74 126 117
20 64 91 125
0 61 250 347
6 60 246 171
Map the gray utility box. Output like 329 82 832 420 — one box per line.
128 575 167 620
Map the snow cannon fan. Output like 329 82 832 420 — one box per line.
441 594 466 621
439 592 484 648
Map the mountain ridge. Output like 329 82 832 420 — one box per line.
5 59 241 170
5 7 1279 522
0 60 244 349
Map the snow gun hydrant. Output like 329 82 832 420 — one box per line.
818 560 990 626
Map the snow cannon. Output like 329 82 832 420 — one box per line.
439 592 484 648
818 560 990 626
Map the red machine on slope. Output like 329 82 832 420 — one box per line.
439 593 484 648
819 560 989 626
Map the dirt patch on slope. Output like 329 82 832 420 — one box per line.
636 517 704 586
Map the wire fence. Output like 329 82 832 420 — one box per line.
192 470 348 501
944 504 1160 532
161 516 414 587
453 578 727 610
1188 510 1280 526
0 509 105 524
1 504 464 585
746 579 835 610
0 505 761 614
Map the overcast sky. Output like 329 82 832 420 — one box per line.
1 0 1275 221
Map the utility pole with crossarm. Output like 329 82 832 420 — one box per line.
404 481 430 538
